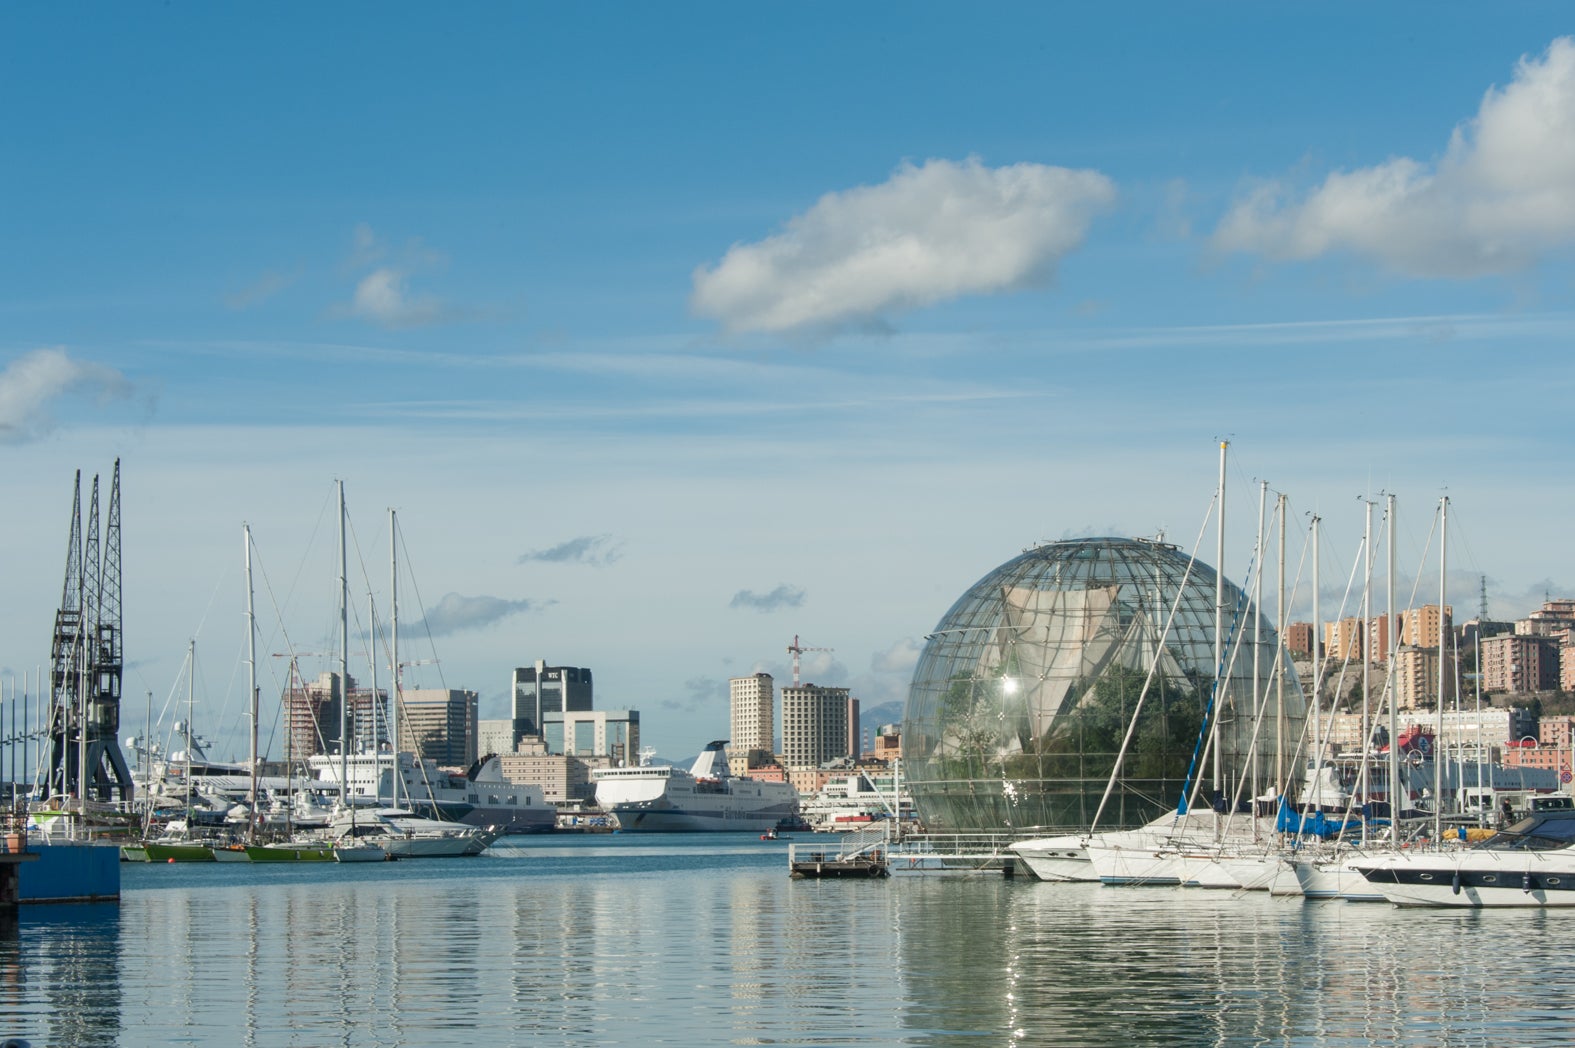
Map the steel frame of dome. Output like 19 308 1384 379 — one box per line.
901 537 1306 833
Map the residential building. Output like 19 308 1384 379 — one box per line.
728 673 775 776
1324 618 1365 662
396 688 478 770
1518 599 1575 637
1391 645 1458 710
1284 622 1316 660
781 683 852 772
1399 604 1453 649
1481 633 1560 694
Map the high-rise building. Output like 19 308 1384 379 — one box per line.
1391 645 1458 710
781 683 851 771
510 663 593 742
283 671 387 759
1284 622 1316 659
729 673 774 774
397 688 479 769
1482 633 1560 694
1400 604 1453 648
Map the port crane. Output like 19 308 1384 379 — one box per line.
786 634 834 687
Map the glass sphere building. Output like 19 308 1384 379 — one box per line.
902 537 1307 833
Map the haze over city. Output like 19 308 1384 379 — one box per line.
2 6 1572 762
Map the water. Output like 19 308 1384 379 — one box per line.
3 834 1573 1047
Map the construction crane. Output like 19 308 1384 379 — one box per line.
786 634 834 687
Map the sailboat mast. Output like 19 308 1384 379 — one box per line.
1310 513 1322 806
1385 494 1399 847
338 480 349 808
1212 440 1227 796
390 508 401 808
368 590 379 809
185 638 195 815
1276 492 1287 791
1250 479 1266 810
245 523 259 845
1360 499 1374 842
1435 496 1448 839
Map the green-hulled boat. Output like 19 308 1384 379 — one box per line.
245 843 335 862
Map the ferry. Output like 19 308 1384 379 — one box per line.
592 741 799 832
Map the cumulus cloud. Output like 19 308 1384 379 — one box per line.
336 225 456 328
691 156 1116 334
728 584 806 612
1215 37 1575 276
0 347 133 444
348 267 449 328
871 637 923 675
412 592 543 637
518 534 624 566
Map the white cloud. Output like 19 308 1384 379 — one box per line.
871 637 922 675
691 156 1116 334
1215 37 1575 276
348 267 448 328
0 347 133 444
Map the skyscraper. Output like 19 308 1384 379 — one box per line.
397 688 479 768
511 662 593 743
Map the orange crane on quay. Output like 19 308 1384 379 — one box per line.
786 634 834 687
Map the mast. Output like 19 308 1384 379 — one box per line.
368 589 380 809
1276 492 1287 793
1250 479 1266 811
244 523 259 844
1212 440 1227 797
1359 499 1373 843
338 480 349 808
1385 494 1399 847
184 638 195 818
390 508 402 809
1309 514 1323 808
1434 496 1448 841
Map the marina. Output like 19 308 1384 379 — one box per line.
7 833 1575 1047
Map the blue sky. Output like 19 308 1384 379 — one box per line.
3 5 1573 762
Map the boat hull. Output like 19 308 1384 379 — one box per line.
1356 852 1575 907
245 844 335 862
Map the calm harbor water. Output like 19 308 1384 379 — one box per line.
3 833 1573 1047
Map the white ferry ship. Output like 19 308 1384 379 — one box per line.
592 741 799 832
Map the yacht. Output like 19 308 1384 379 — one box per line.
1352 808 1575 907
592 741 799 833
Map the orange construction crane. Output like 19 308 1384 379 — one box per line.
787 634 834 687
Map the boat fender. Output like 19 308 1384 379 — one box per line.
868 864 881 877
1524 872 1533 894
1451 870 1461 895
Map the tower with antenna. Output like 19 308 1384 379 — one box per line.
1479 574 1489 622
38 460 134 804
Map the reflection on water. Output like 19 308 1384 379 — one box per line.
3 837 1575 1046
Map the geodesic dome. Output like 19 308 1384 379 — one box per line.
901 537 1306 832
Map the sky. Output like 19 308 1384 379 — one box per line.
3 5 1573 764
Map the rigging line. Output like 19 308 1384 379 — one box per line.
1177 527 1259 817
1089 490 1217 835
394 516 451 693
